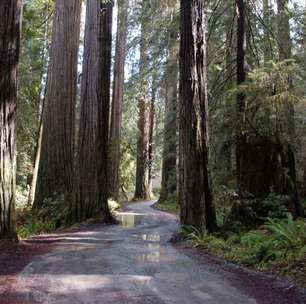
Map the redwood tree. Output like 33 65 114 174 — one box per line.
236 0 246 187
34 0 81 207
159 22 179 204
179 0 217 232
0 0 22 240
109 0 128 201
276 0 304 217
71 0 113 222
134 3 151 200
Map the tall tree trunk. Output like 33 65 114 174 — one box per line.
70 0 113 223
179 0 217 232
34 0 81 207
109 0 128 201
263 0 272 64
160 25 178 204
28 4 51 207
236 0 247 189
28 113 44 207
99 1 113 219
277 0 304 217
148 73 157 190
276 0 295 139
0 0 22 240
134 4 151 200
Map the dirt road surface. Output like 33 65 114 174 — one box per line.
1 201 305 304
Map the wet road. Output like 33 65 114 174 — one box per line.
16 201 257 304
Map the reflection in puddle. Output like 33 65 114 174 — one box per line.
148 243 160 250
137 241 161 263
142 233 160 242
137 251 161 263
117 212 143 228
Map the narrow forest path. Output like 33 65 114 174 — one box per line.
4 201 259 304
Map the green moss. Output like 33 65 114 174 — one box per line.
155 197 179 215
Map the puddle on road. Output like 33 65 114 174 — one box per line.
117 212 143 228
137 251 161 263
142 233 160 242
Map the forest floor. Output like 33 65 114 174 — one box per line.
0 201 305 304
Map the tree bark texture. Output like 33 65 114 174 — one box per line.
276 0 304 217
148 74 156 190
35 0 81 207
134 5 151 200
263 0 272 64
159 27 178 204
236 0 247 188
109 0 128 201
179 0 217 232
276 0 295 140
71 0 113 222
99 1 113 219
0 0 22 240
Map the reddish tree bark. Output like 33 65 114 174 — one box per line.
236 0 247 187
70 0 113 222
160 25 179 204
134 4 151 200
109 0 128 201
35 0 81 207
0 0 22 240
179 0 217 232
148 75 156 188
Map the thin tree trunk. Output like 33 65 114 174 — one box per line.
28 5 51 207
148 74 157 191
34 0 81 208
28 113 44 207
134 4 151 200
179 0 217 232
236 0 247 189
0 0 22 240
160 25 178 204
109 0 128 201
263 0 272 64
70 0 113 223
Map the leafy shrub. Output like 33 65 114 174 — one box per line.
36 195 68 227
16 208 56 239
223 192 290 231
16 195 68 239
262 193 289 218
182 216 306 287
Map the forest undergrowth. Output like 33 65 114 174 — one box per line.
182 191 306 288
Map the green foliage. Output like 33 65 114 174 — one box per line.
17 208 56 239
220 191 291 232
16 185 30 209
225 60 301 142
261 193 289 218
182 216 306 287
17 0 53 189
155 197 179 214
16 194 69 239
213 186 237 226
37 196 69 227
